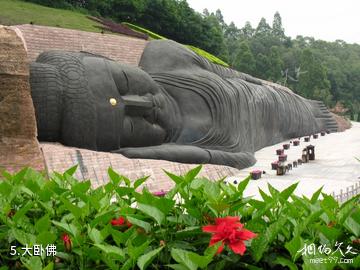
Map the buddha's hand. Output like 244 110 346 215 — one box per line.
113 144 256 170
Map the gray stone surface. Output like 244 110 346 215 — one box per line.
30 40 337 169
227 122 360 199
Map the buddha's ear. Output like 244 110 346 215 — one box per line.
30 62 62 142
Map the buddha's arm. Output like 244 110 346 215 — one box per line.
113 144 256 170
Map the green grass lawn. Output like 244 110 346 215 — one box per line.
0 0 102 32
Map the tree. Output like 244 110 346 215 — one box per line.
268 46 284 82
241 21 255 39
255 18 271 36
296 49 331 102
233 41 256 75
272 11 285 40
254 53 270 79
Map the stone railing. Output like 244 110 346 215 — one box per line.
332 181 360 203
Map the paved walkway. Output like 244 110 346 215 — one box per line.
227 122 360 199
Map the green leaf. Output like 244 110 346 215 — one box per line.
36 231 57 246
137 203 165 225
127 216 151 233
317 225 341 243
42 262 54 270
111 227 134 245
64 165 78 176
122 175 132 187
108 167 122 186
280 182 298 202
128 241 150 260
167 264 189 270
285 235 303 261
338 196 358 224
164 170 184 185
137 246 164 270
310 186 323 203
12 228 36 246
121 259 134 270
0 181 12 197
171 248 197 270
134 176 149 189
21 256 42 270
184 165 202 183
353 254 360 268
258 188 272 203
267 183 280 198
88 227 103 244
204 182 221 202
13 168 28 184
273 256 298 270
251 216 287 262
95 244 125 260
12 201 34 223
59 196 82 220
237 175 251 196
343 208 360 237
52 221 79 238
71 181 91 201
321 193 338 209
35 214 51 233
116 187 135 197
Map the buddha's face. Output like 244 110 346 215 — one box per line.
83 56 179 150
31 52 179 151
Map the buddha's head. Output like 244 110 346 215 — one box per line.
30 51 180 151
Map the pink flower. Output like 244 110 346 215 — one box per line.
202 216 257 255
153 190 167 197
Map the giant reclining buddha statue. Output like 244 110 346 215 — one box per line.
29 40 337 169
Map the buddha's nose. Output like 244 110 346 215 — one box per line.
121 95 153 117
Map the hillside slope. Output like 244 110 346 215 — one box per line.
0 0 102 32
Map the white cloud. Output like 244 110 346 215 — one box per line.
186 0 360 44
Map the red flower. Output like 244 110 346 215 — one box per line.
61 233 72 252
111 216 132 228
202 216 257 255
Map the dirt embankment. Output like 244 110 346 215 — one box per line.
331 113 352 132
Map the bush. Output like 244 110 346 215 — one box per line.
0 166 359 269
122 22 229 67
122 22 167 40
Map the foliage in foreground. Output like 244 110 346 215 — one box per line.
0 166 359 270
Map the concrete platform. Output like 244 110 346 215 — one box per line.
227 122 360 199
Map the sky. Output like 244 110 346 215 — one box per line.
186 0 360 44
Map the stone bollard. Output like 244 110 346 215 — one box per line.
307 145 315 160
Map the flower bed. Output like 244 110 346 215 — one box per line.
0 166 359 269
